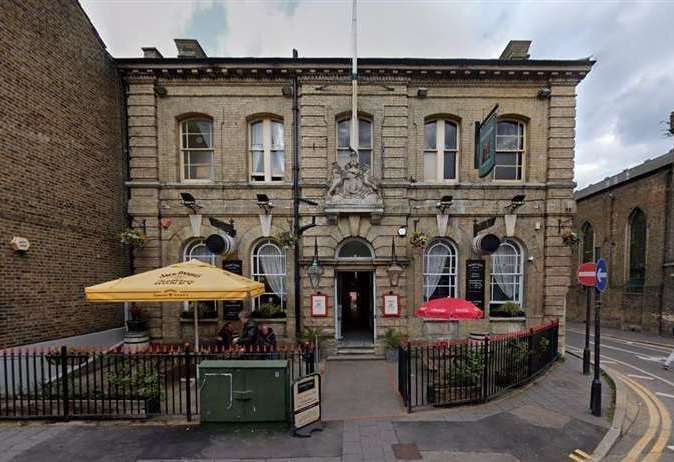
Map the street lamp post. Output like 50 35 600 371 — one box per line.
307 237 324 290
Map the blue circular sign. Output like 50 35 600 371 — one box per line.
595 258 608 292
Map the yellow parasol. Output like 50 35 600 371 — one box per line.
85 259 265 349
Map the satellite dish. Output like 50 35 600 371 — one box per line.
472 233 501 255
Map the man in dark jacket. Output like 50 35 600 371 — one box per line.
257 323 277 350
236 309 258 349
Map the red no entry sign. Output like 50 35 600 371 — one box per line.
577 262 597 286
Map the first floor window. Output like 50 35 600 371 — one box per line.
252 240 287 311
181 118 213 181
490 240 523 308
424 119 458 181
182 240 217 318
494 120 525 181
423 240 458 301
337 117 372 169
250 119 284 182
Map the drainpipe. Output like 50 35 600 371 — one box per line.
291 48 302 339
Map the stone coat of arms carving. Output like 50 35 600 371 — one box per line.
326 150 381 204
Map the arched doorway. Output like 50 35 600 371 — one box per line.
334 238 375 345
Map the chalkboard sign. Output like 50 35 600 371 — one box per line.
466 259 485 309
222 260 244 320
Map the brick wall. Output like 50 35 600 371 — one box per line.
567 167 672 333
0 0 128 348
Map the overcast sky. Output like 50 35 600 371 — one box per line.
81 0 674 189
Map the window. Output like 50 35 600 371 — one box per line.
180 119 213 181
423 240 458 301
252 240 287 310
337 117 372 169
182 240 217 318
627 208 647 292
494 120 525 180
183 239 216 265
250 119 284 182
424 120 458 181
336 238 374 259
490 240 523 307
581 222 594 263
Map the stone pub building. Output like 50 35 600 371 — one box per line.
120 39 592 352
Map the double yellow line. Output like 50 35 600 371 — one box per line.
620 374 672 461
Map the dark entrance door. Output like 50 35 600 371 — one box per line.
337 271 374 344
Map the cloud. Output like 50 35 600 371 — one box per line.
80 0 674 188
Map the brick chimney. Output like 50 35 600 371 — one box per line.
174 39 207 58
142 47 163 59
499 40 532 60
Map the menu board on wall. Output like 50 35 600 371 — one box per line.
222 260 244 320
466 259 485 309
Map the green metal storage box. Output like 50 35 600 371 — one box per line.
197 360 289 423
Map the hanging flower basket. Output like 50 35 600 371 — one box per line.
409 231 429 250
120 228 147 248
562 231 581 248
274 230 298 249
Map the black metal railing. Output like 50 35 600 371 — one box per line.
398 321 559 412
0 344 317 421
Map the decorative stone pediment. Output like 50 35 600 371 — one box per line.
325 150 384 224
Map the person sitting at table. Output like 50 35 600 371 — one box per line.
216 322 234 349
235 309 258 349
257 323 277 351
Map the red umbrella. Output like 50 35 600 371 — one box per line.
415 297 484 320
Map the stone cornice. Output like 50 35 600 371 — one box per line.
117 57 593 84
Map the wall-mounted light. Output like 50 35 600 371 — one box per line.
281 86 293 97
505 194 526 213
10 236 30 253
180 192 202 214
307 238 324 290
387 237 404 287
256 193 274 214
397 225 408 238
417 87 428 98
537 88 552 99
436 195 453 214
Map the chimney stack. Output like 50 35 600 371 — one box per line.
499 40 532 60
174 39 207 58
142 47 163 59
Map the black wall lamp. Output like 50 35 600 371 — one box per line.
256 193 274 214
387 237 404 287
307 237 324 290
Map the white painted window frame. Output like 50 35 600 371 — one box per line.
422 240 458 301
423 119 459 182
251 240 287 311
490 240 524 307
337 117 373 168
180 119 214 182
493 119 526 182
249 119 284 183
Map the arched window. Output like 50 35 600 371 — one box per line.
628 208 647 292
251 240 287 311
490 240 524 307
423 240 458 301
336 238 374 259
250 118 284 182
182 240 217 318
424 119 458 181
183 239 216 265
180 118 213 181
494 120 525 180
581 222 594 263
337 117 372 169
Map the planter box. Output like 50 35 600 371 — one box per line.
489 318 526 335
421 319 459 340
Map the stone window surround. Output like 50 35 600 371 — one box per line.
248 114 285 183
423 116 460 183
179 116 214 183
489 239 526 309
423 238 459 301
493 117 528 183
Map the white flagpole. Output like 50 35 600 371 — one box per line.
350 0 358 155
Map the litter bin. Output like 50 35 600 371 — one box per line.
198 360 289 423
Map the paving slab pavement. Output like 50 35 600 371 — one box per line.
0 356 612 462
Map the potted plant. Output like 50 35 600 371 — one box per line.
180 301 218 320
427 350 484 404
562 230 581 248
409 231 429 250
300 326 329 350
120 228 147 247
108 367 161 415
274 230 298 249
126 305 147 332
491 302 525 318
383 328 405 361
251 302 286 319
495 339 529 387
